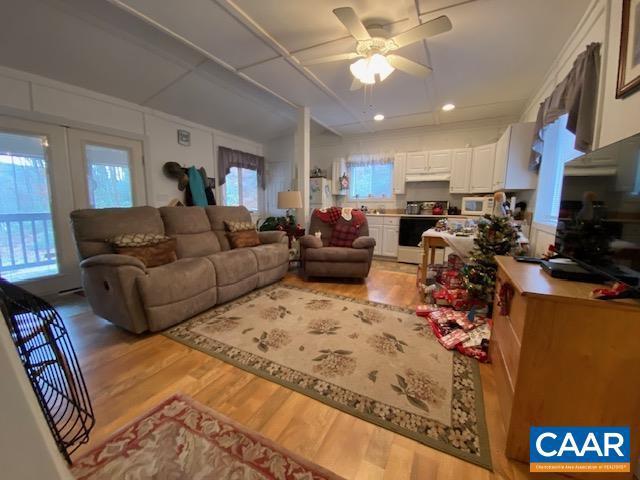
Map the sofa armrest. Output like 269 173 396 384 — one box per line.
80 253 147 272
299 235 323 249
258 231 287 244
352 236 376 249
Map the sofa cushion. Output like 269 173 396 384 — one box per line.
304 246 369 263
250 243 289 271
206 248 258 286
205 206 252 251
114 238 177 267
159 206 221 258
70 206 164 259
228 230 261 249
224 220 255 232
137 257 216 308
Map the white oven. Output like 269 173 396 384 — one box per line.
461 196 494 216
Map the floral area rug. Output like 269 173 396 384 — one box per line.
71 394 344 479
165 284 492 469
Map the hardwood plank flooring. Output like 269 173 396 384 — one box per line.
57 269 560 479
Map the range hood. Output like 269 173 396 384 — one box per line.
405 173 451 182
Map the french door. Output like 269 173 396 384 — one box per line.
0 117 77 294
0 116 145 295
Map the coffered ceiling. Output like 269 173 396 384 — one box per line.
0 0 589 141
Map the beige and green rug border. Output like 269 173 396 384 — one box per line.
164 282 492 470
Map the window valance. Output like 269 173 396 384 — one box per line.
218 146 265 189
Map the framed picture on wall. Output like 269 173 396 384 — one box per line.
617 0 640 98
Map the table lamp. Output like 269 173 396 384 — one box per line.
277 191 303 219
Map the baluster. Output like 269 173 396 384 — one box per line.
32 218 40 263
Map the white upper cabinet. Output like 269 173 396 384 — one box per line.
405 151 428 174
427 150 451 174
492 123 537 191
449 148 473 193
393 153 406 194
470 143 496 193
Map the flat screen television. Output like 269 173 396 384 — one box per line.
554 132 640 290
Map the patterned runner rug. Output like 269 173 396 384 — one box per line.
72 394 344 479
165 284 491 469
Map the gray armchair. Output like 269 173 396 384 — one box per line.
299 213 375 279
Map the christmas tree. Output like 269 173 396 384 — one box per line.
461 215 518 303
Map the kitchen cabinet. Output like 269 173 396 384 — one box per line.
405 151 428 174
393 153 406 194
470 144 496 193
492 123 537 191
368 224 382 255
367 215 399 257
331 157 348 195
449 148 472 193
427 150 451 173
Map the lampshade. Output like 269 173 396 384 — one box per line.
277 191 303 209
349 54 395 84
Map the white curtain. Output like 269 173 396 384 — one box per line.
346 152 394 166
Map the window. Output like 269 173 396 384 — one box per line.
85 144 133 208
534 114 582 226
224 167 258 211
347 154 394 200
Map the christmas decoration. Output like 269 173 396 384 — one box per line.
461 215 518 304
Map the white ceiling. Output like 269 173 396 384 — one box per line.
0 0 589 141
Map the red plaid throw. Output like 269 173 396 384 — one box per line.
313 207 342 224
329 220 360 247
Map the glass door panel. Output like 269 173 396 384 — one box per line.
85 144 133 208
0 131 59 282
68 129 145 209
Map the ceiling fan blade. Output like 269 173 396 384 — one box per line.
387 55 432 78
350 77 363 91
333 7 371 41
302 52 360 66
390 15 452 48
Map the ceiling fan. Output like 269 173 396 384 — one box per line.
302 7 452 90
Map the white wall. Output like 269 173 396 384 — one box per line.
264 133 295 216
311 117 516 209
0 316 73 479
0 65 264 208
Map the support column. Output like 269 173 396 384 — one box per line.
294 106 310 227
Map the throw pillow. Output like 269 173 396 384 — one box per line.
115 238 177 267
329 220 360 247
227 230 261 249
109 233 169 247
224 220 255 233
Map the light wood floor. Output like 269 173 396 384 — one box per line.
58 269 550 480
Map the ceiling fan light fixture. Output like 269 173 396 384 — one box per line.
350 54 395 84
442 103 456 111
350 58 375 84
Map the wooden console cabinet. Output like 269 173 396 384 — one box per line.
491 256 640 476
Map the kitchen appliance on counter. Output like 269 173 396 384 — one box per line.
405 200 449 215
461 196 494 216
405 201 420 215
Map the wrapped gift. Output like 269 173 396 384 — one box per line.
427 263 447 284
441 269 463 288
447 253 465 270
438 329 470 349
433 287 451 306
416 304 439 317
462 323 491 348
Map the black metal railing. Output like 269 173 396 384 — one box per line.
0 213 57 274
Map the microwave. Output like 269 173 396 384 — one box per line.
462 196 494 215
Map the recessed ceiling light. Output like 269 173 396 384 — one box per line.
442 103 456 112
373 114 385 121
